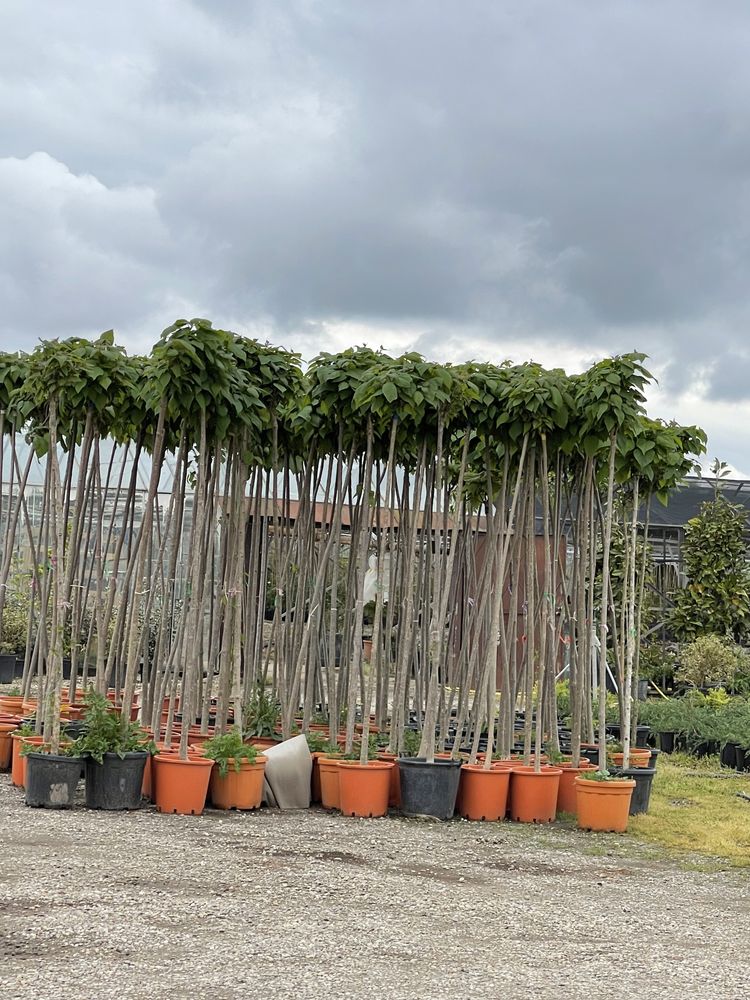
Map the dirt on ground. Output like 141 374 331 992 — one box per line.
0 778 748 1000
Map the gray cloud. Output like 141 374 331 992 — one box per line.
1 0 749 460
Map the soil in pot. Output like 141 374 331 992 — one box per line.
318 756 342 810
458 764 510 821
509 766 562 823
398 757 462 820
152 754 214 815
85 752 149 810
25 752 81 809
338 760 393 818
575 775 635 832
209 757 267 810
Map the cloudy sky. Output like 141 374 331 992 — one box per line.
1 1 749 471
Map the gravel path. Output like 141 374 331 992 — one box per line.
0 778 748 1000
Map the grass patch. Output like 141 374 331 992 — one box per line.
628 755 750 867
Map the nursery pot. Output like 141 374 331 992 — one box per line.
397 757 462 820
579 744 601 767
617 766 656 815
25 752 81 809
721 743 738 769
658 731 675 754
611 749 651 770
310 751 325 803
84 752 149 810
647 748 661 771
209 757 267 810
575 775 636 832
152 754 214 815
0 721 16 770
12 734 45 787
556 764 596 816
338 760 393 818
0 654 17 684
318 756 342 810
509 766 562 823
606 724 651 748
458 764 510 821
0 694 25 716
734 745 749 772
376 751 401 808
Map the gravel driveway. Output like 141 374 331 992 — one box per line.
0 778 748 1000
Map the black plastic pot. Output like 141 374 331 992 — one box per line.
84 752 148 810
647 748 661 770
0 653 16 683
605 725 651 748
62 720 88 740
397 757 461 819
735 746 749 772
658 731 675 754
721 743 738 768
579 746 601 766
25 752 81 808
618 766 656 815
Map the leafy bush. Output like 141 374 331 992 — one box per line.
638 643 677 685
0 597 29 654
71 689 153 764
400 728 421 757
203 730 259 777
676 634 746 689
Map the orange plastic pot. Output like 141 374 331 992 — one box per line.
575 775 636 832
310 751 326 803
141 753 153 799
556 764 597 815
509 766 562 823
209 757 267 810
249 736 282 751
0 721 16 770
152 754 214 815
318 756 342 810
0 695 24 716
376 751 401 807
338 760 393 818
458 764 511 821
611 750 650 770
12 734 45 788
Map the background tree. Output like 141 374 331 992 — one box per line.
670 473 750 642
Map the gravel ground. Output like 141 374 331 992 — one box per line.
0 778 748 1000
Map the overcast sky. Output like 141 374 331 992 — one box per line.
1 1 749 471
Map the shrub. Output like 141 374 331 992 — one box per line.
676 634 745 689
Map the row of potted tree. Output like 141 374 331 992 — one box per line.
0 321 705 830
